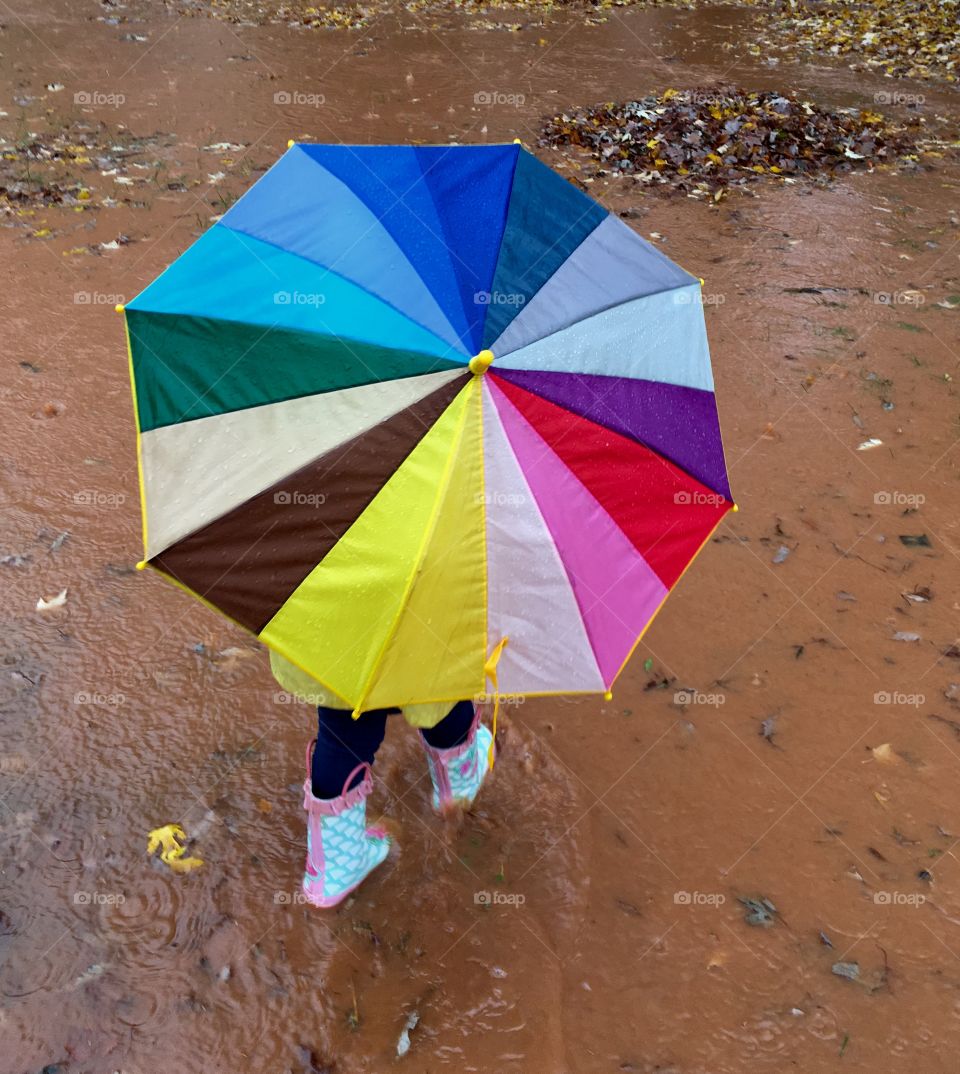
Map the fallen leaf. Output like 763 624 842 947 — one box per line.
904 586 932 602
706 949 728 969
872 742 897 763
397 1011 420 1058
36 588 67 610
739 895 778 927
0 554 30 568
147 823 203 873
832 961 860 981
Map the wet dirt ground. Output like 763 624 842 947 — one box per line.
1 1 960 1071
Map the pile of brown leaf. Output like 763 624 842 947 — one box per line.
164 0 665 30
540 87 922 196
162 0 371 29
0 114 256 239
0 121 175 216
748 0 958 83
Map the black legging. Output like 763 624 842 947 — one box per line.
311 700 476 799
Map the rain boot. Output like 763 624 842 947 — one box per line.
302 742 391 908
420 708 494 811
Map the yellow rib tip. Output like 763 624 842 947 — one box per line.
115 304 125 313
732 503 740 513
513 138 522 144
604 690 613 701
698 277 705 285
469 349 494 375
287 139 296 148
135 560 147 571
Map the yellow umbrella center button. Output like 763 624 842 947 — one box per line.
469 349 494 375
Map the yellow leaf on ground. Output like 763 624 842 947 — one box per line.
148 822 203 873
872 742 897 763
166 854 204 874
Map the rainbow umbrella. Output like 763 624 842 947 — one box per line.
121 141 734 716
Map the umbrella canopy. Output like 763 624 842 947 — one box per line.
122 141 734 714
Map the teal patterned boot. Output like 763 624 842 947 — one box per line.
420 710 494 811
302 744 391 908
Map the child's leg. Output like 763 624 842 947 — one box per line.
302 706 395 908
419 700 493 810
311 706 396 799
421 699 475 750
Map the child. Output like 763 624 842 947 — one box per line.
272 652 494 908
